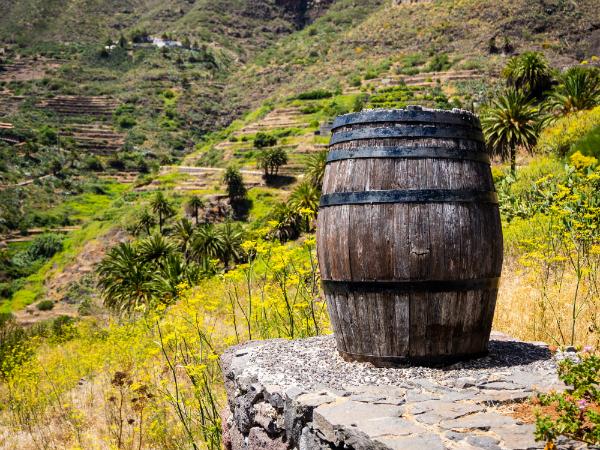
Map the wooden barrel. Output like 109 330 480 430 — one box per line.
316 107 503 367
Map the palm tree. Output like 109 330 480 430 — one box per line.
305 150 327 190
150 191 175 233
137 233 177 266
548 66 600 115
258 147 288 178
220 221 245 268
269 202 302 242
153 254 191 300
134 209 156 236
503 52 553 100
173 218 195 258
186 195 204 225
290 182 320 231
191 224 225 263
223 167 247 203
97 242 156 314
482 89 541 174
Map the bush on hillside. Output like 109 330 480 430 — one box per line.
253 132 277 148
324 100 350 118
573 124 600 159
27 233 64 260
536 106 600 156
118 115 137 129
0 313 31 378
300 104 321 114
36 300 54 311
349 75 362 87
535 351 600 446
548 66 600 114
296 89 333 100
129 28 149 43
426 53 452 72
37 125 58 145
257 147 288 178
364 69 378 80
223 167 247 202
107 157 126 170
84 155 104 171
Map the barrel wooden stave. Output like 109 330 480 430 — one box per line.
316 109 503 366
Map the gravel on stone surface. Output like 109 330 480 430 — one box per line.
247 333 557 391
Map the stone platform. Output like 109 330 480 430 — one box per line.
221 333 579 450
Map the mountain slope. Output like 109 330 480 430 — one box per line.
223 0 599 106
0 0 332 53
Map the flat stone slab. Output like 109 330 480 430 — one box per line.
221 332 576 450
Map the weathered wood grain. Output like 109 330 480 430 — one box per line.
317 108 503 366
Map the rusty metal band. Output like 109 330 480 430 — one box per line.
329 126 484 145
319 189 498 207
326 146 490 164
332 109 481 131
322 277 500 294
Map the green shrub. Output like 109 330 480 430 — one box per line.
300 104 321 114
162 89 175 99
129 28 149 43
36 300 54 311
349 75 362 87
535 352 600 445
0 313 32 377
364 70 378 80
52 315 76 340
114 104 135 115
352 94 367 112
573 124 600 159
536 106 600 156
84 156 104 171
118 115 136 129
426 53 452 72
296 89 333 100
324 100 350 118
27 233 64 260
254 132 277 148
402 53 426 68
399 67 420 75
107 157 126 170
38 125 58 145
223 167 247 201
257 147 288 178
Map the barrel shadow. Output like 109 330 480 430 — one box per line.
441 340 553 371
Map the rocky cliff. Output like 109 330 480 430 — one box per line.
275 0 336 28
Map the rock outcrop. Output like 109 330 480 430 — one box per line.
275 0 336 28
221 332 585 450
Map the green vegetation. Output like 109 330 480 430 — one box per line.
296 89 334 100
549 67 600 114
257 147 288 178
253 131 277 148
503 51 553 100
536 106 600 157
223 167 247 203
536 351 600 445
0 0 599 448
483 89 540 173
36 300 54 311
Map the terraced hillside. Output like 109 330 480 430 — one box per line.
0 0 598 317
0 0 335 49
225 0 598 106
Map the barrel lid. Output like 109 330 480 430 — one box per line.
332 106 481 131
